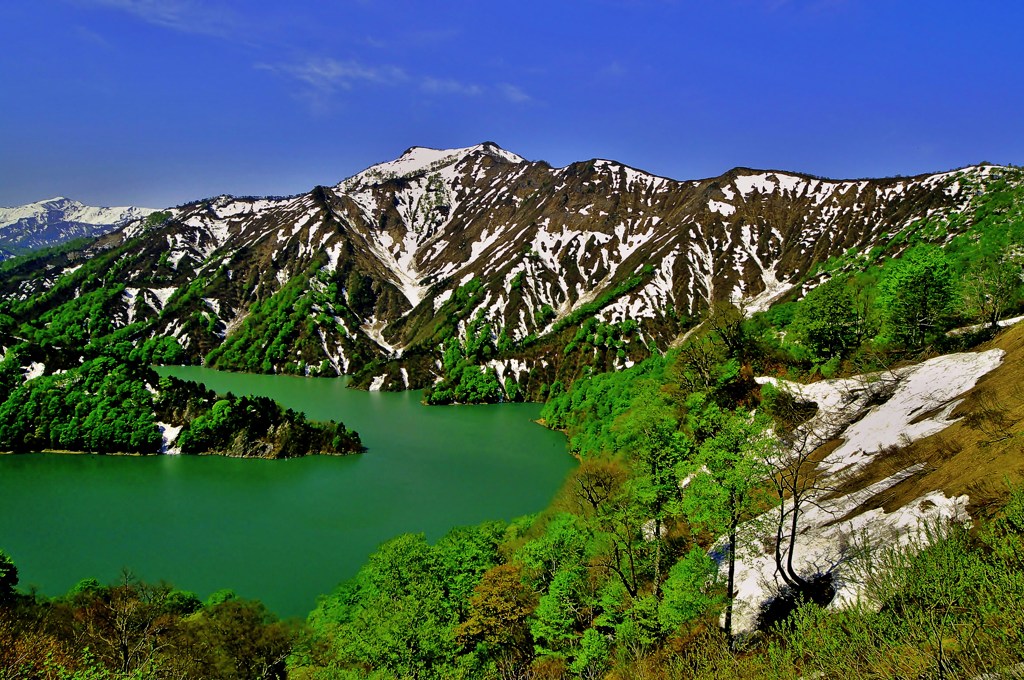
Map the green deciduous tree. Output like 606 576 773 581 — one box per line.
615 383 689 595
531 567 585 657
877 247 955 348
457 562 536 660
684 395 773 644
571 627 612 679
961 248 1024 329
791 275 861 359
517 513 592 588
658 547 721 633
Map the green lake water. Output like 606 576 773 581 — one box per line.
0 367 574 618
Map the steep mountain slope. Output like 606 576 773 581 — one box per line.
0 197 156 258
1 144 1018 397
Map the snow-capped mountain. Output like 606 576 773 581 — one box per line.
0 196 156 258
2 143 1016 394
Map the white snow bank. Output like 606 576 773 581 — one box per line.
819 350 1003 475
728 472 969 633
148 287 177 310
758 349 1004 477
726 349 1005 633
157 422 182 454
708 199 736 216
947 314 1024 336
361 315 400 355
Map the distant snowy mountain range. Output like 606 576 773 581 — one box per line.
0 197 156 259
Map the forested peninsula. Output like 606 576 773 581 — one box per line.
0 228 361 458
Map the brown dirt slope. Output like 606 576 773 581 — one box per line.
838 322 1024 521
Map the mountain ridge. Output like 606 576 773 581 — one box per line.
0 196 156 260
1 144 1018 399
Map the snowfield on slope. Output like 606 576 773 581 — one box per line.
725 349 1005 634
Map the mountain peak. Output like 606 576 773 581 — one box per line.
28 196 76 207
339 142 526 189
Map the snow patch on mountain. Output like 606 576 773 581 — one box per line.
0 197 155 230
757 349 1004 478
709 200 735 216
157 423 182 454
729 471 970 634
339 143 525 190
818 350 1004 475
734 174 778 197
148 287 177 310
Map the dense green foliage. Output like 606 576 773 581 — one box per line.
0 343 360 456
425 307 505 404
0 353 162 453
876 246 956 348
299 523 510 678
205 261 374 376
788 274 863 359
159 376 361 457
0 240 361 457
0 570 295 679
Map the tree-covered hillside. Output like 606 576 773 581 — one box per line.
0 222 361 457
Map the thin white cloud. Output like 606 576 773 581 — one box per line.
601 61 627 78
361 35 389 49
75 25 114 49
257 57 407 93
259 56 533 111
420 77 483 97
77 0 241 38
497 83 532 104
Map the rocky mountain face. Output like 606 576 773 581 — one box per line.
0 197 156 259
2 144 1013 396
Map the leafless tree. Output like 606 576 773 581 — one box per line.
82 569 171 675
761 383 854 591
671 334 726 394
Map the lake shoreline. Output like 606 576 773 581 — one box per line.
0 365 575 617
0 448 356 459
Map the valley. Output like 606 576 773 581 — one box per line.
1 145 1023 679
0 368 573 618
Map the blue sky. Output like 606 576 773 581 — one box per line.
1 1 1022 208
